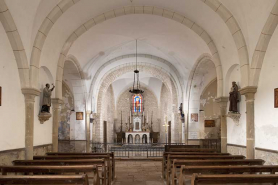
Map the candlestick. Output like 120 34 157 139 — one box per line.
147 111 149 123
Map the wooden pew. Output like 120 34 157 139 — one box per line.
46 152 115 180
169 159 265 185
165 155 245 182
165 145 200 152
179 165 278 185
0 175 89 185
169 148 217 152
13 159 108 185
33 155 112 185
162 152 230 179
0 165 100 185
191 174 278 184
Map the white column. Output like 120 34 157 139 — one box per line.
51 98 63 152
21 88 40 160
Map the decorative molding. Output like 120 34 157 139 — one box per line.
227 143 246 148
0 144 52 154
255 147 278 154
226 112 241 125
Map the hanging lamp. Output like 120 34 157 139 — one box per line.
129 40 144 94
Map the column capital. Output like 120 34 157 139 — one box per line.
21 88 40 95
21 88 40 102
86 111 92 115
51 98 63 105
239 86 257 101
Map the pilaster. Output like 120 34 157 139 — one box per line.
21 88 40 160
215 96 229 153
239 86 257 159
51 98 63 152
86 111 91 153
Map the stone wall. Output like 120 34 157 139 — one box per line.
115 87 159 134
59 82 74 140
95 85 115 143
160 83 172 143
0 144 52 165
227 144 278 165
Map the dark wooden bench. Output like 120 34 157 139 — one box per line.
162 152 230 179
33 155 112 185
165 155 245 182
0 175 89 184
169 159 265 185
13 159 107 185
46 152 115 180
169 148 217 152
191 174 278 184
165 145 200 152
0 165 100 185
179 165 278 185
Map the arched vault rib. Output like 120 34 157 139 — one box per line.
89 54 184 102
95 64 175 114
249 1 278 86
0 0 29 88
201 0 249 87
48 6 224 99
29 0 81 89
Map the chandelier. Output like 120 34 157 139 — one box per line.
129 40 144 94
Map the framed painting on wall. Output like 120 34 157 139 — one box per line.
191 113 198 122
275 88 278 108
76 112 83 120
205 120 215 127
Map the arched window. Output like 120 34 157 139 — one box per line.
133 94 143 113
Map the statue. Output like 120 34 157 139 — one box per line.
229 81 239 113
41 83 55 113
179 103 184 118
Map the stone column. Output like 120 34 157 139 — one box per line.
51 98 63 152
215 97 229 153
21 88 40 160
239 86 257 159
86 111 91 153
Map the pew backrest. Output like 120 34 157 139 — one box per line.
191 174 278 184
0 175 89 185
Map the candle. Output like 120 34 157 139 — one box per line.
130 111 131 123
147 111 149 123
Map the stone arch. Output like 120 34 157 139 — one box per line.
29 0 81 88
186 53 223 99
96 64 174 114
51 6 223 100
201 0 249 87
63 56 86 110
135 134 140 144
250 1 278 87
0 0 29 88
128 134 133 144
90 54 183 103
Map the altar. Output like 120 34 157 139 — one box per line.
125 131 150 144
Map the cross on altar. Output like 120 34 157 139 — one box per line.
162 123 169 132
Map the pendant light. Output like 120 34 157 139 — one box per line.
129 40 144 94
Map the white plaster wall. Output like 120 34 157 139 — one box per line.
0 24 25 150
33 67 54 146
226 65 246 146
255 26 278 150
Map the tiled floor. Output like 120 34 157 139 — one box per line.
113 160 164 185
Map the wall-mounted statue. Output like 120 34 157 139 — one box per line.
179 103 184 118
229 81 239 113
41 83 55 113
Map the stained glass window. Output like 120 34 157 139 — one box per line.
133 94 143 113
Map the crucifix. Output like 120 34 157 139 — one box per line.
163 116 169 144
